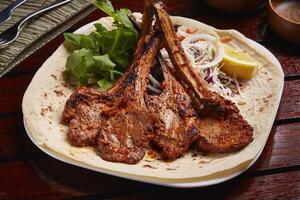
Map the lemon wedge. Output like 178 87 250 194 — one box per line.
221 44 258 79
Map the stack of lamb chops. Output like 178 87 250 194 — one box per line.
62 0 253 164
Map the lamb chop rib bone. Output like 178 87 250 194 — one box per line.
97 34 160 164
130 16 200 160
147 0 253 153
148 0 238 116
63 7 161 164
146 54 200 160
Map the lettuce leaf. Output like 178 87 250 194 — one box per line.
63 0 138 90
63 33 82 51
66 49 116 85
66 49 95 84
64 32 100 52
92 0 136 31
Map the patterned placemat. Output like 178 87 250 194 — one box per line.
0 0 96 77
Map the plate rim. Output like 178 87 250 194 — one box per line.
22 16 284 188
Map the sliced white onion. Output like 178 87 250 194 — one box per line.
181 33 224 70
149 74 161 88
147 84 162 94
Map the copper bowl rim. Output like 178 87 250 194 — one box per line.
269 0 300 25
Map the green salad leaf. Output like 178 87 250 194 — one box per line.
63 33 82 51
63 0 138 90
92 0 135 31
92 0 114 16
65 49 95 84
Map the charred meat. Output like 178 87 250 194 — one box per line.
146 55 199 160
63 7 160 164
63 0 254 165
148 0 253 153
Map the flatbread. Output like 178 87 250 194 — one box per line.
22 14 284 185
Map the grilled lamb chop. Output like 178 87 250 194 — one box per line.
63 87 107 147
63 8 160 164
148 0 253 153
130 14 199 160
146 55 199 160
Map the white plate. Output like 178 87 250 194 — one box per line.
22 16 284 188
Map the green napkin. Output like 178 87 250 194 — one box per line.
0 0 95 77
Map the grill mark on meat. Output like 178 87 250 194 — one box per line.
120 72 138 90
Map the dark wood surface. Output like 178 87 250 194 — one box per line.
0 0 299 199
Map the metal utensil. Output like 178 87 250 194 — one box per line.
0 0 28 26
0 0 72 47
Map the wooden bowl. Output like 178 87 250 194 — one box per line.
205 0 266 12
268 0 300 44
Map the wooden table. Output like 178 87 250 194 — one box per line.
1 0 299 199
